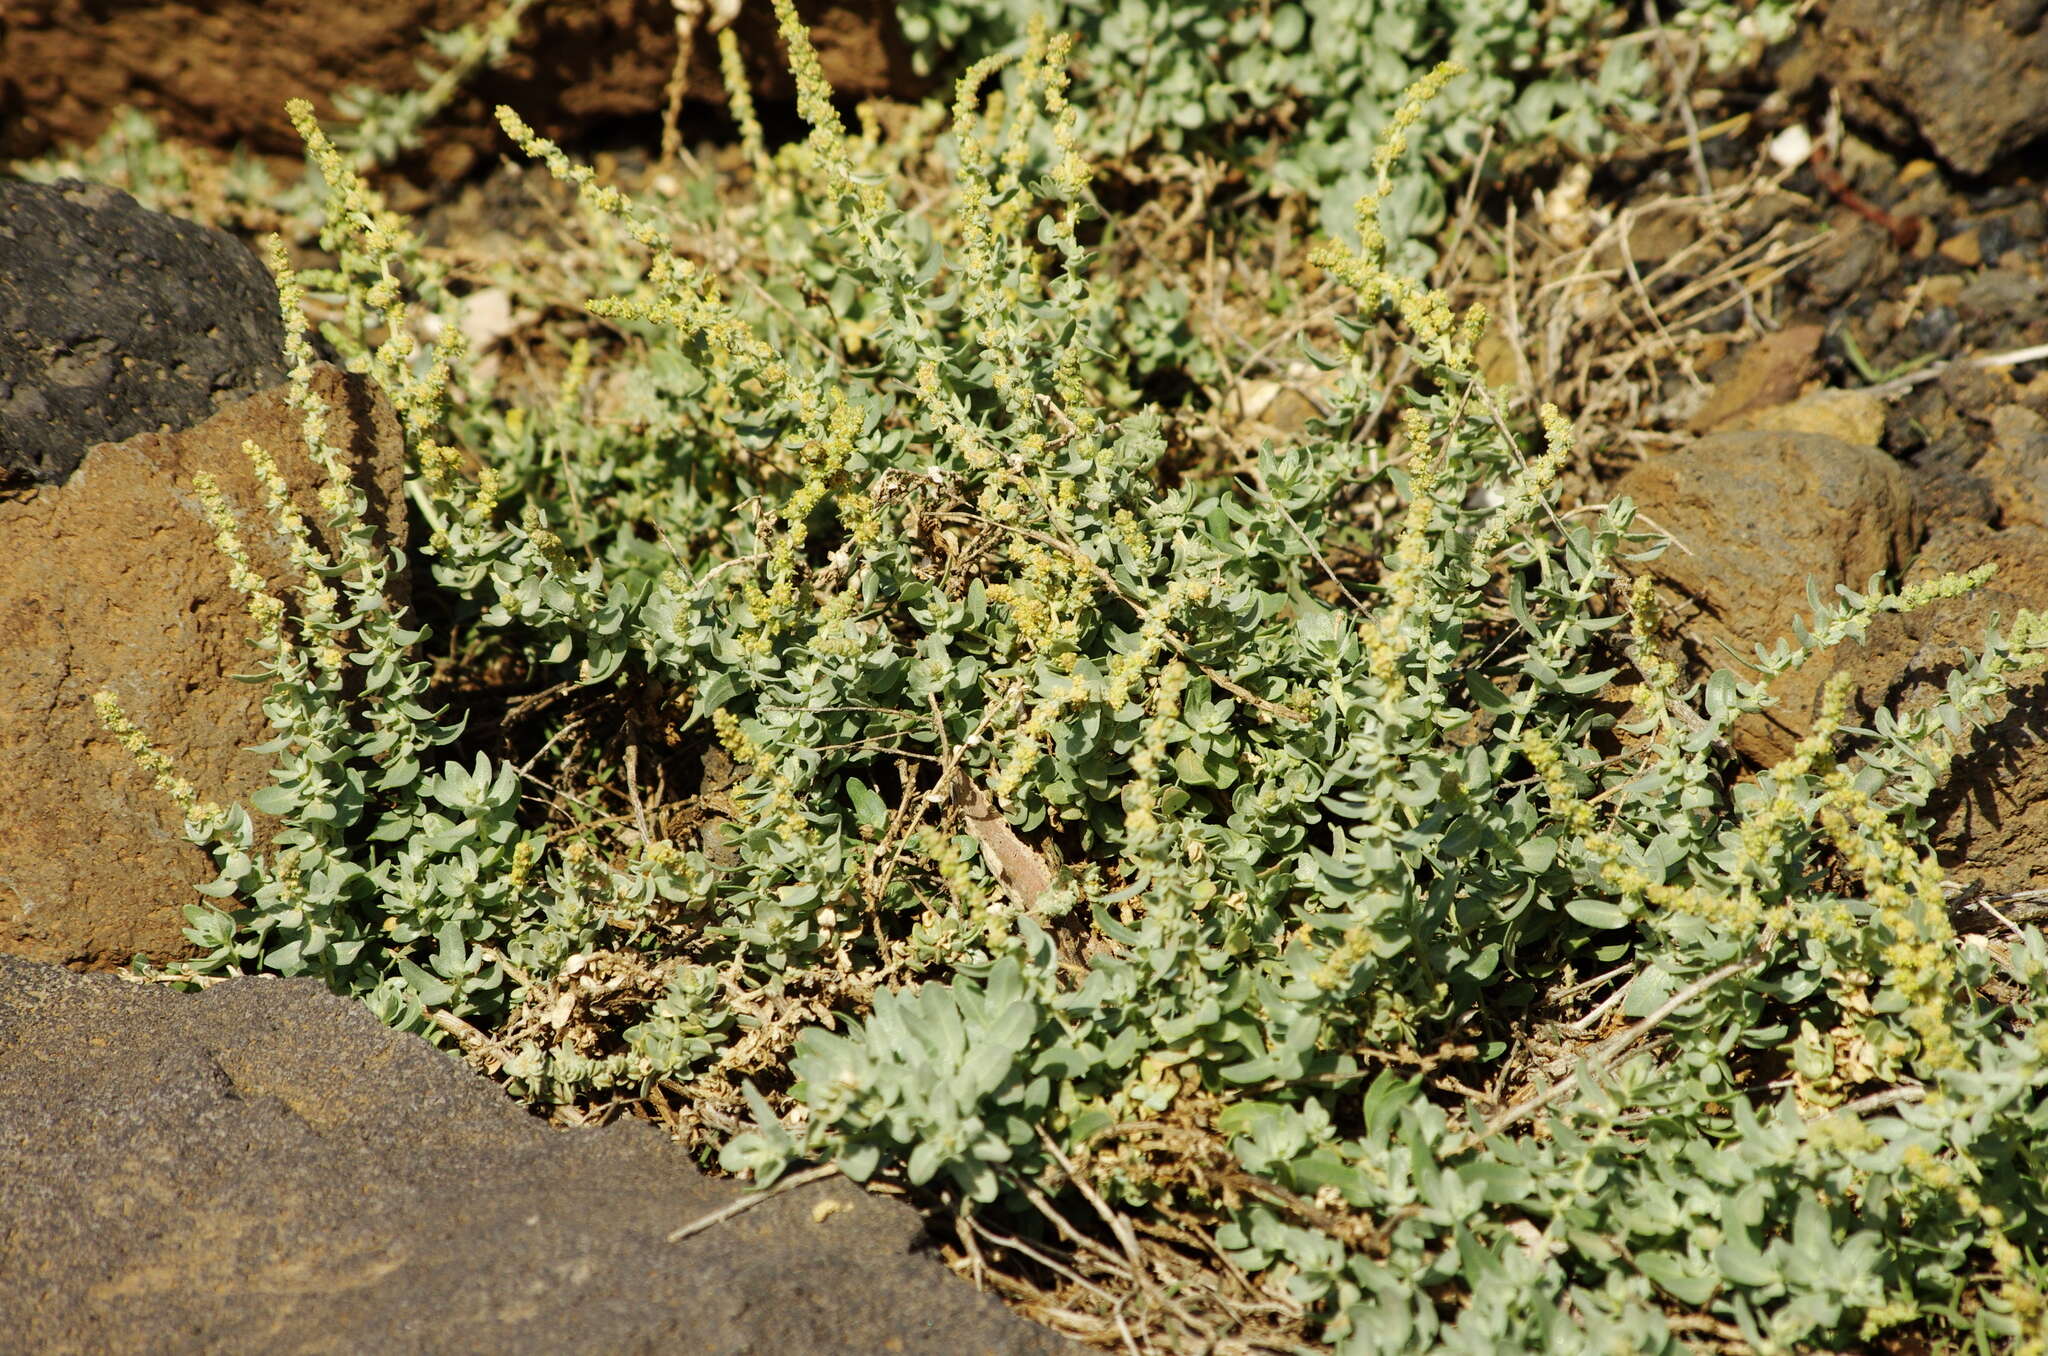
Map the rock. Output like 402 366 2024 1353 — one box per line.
1818 0 2048 175
1613 430 1920 763
1715 388 1889 448
1957 269 2048 333
0 179 287 486
1799 216 1901 311
0 2 923 169
1901 520 2048 891
0 956 1067 1354
1229 361 1342 441
1765 514 2046 890
1938 229 1983 268
1687 325 1824 433
1975 405 2048 530
0 365 406 970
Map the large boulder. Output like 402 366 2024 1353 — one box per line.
1617 423 2048 890
0 956 1067 1354
1612 429 1921 764
1818 0 2048 175
0 179 288 486
1879 521 2048 893
0 364 407 969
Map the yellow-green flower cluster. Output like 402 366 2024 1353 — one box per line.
716 28 767 176
1311 924 1384 994
497 107 787 394
285 102 462 458
906 823 1007 966
519 504 608 619
772 0 886 219
1106 575 1210 709
265 238 340 473
938 22 1092 444
713 707 827 867
1362 408 1444 686
236 438 350 676
1533 662 1974 1073
990 673 1085 804
1524 721 1765 934
193 471 290 654
1812 764 1963 1070
92 690 223 828
1471 402 1570 559
1897 1142 2048 1342
1310 64 1479 372
991 574 1209 803
1372 62 1462 192
553 337 592 421
239 440 332 603
1623 573 1682 724
915 359 999 470
743 394 864 644
984 537 1093 658
1122 661 1189 844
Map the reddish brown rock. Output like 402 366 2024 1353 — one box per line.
1892 521 2048 892
0 2 923 169
1614 429 1921 764
1978 404 2048 531
1715 389 1889 448
1686 325 1824 433
0 365 406 969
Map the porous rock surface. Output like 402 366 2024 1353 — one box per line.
0 364 406 969
1613 428 1921 764
0 179 287 486
1894 521 2048 893
0 956 1066 1355
1819 0 2048 175
1618 408 2048 889
1 1 923 177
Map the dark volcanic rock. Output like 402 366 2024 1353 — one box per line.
1819 0 2048 174
0 178 287 487
0 956 1067 1355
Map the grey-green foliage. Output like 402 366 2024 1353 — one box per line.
110 6 2048 1352
899 0 1793 261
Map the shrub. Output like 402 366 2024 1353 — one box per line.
104 5 2048 1351
896 0 1797 261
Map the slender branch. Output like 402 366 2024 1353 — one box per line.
1456 944 1768 1153
666 1163 842 1243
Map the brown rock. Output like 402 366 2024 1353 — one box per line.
1909 521 2048 890
1228 362 1342 440
1819 0 2048 175
1938 228 1983 268
1715 388 1889 447
0 365 406 969
1978 404 2048 530
1920 273 1967 309
0 956 1069 1354
0 2 923 165
1614 430 1920 763
1832 521 2048 890
1623 205 1697 267
1687 325 1824 433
